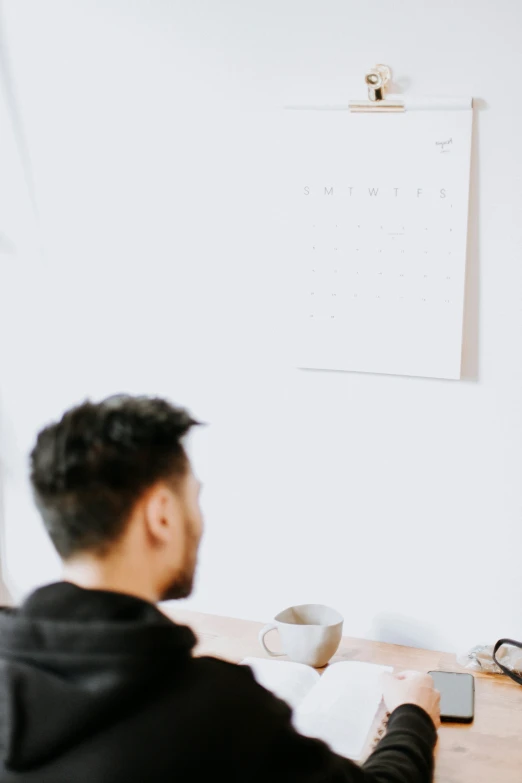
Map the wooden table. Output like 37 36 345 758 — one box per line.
167 609 522 783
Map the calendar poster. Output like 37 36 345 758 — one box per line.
284 106 473 380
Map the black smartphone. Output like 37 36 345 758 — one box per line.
428 671 474 723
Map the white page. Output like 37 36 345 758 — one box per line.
241 657 319 711
283 105 473 380
293 661 391 760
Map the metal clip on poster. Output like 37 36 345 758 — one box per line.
349 64 404 113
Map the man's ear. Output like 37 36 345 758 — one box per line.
142 484 184 547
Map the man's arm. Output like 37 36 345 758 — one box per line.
360 670 440 782
361 704 437 783
202 660 438 783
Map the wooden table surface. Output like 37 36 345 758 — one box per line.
167 608 522 783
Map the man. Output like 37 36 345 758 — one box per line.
0 395 440 782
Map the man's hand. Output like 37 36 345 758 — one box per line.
382 670 441 728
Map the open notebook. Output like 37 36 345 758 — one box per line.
242 657 391 761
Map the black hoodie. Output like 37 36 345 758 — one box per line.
0 582 436 782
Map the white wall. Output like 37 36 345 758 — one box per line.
0 0 521 653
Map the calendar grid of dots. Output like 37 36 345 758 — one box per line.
304 210 458 319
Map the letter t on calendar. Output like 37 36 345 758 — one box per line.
284 104 473 380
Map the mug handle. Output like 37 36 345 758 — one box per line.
259 623 284 657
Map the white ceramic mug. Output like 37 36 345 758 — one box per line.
259 604 344 668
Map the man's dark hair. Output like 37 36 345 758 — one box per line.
30 395 199 559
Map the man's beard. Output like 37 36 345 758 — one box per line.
159 513 200 601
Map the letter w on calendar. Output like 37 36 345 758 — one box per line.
284 105 473 380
